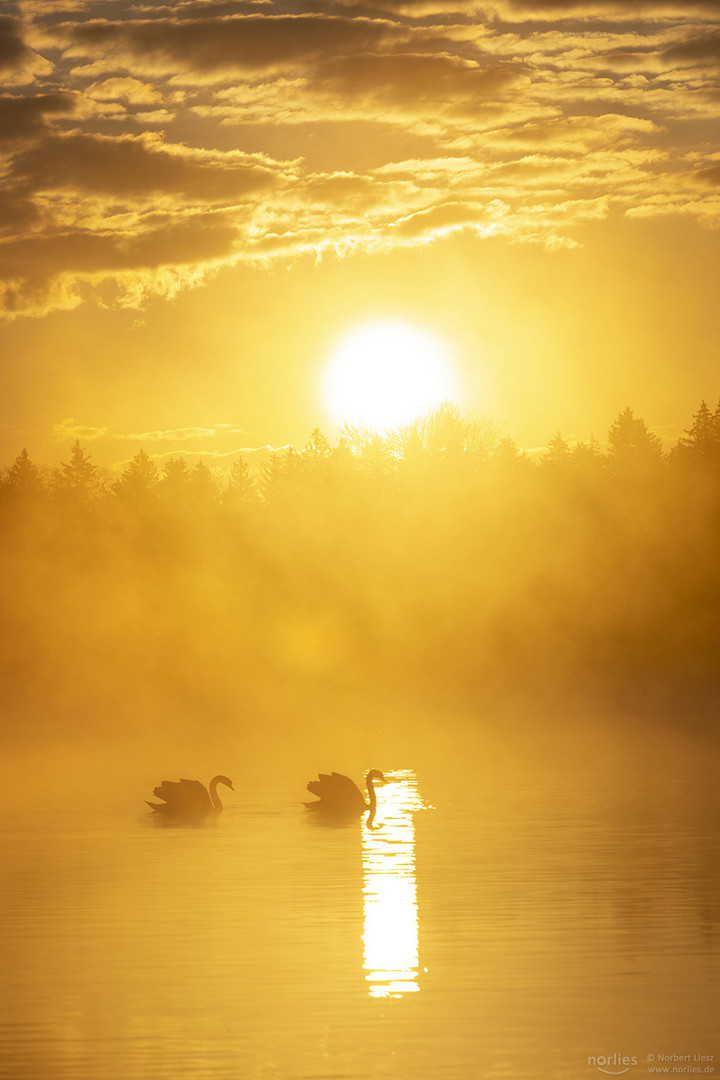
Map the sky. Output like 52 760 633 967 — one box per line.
1 0 719 470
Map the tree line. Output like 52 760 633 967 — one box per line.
2 399 720 512
2 398 720 734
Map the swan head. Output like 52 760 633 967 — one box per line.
214 775 235 791
366 770 386 785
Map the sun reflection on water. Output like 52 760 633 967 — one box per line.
361 770 426 998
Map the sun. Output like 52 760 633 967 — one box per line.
322 320 457 432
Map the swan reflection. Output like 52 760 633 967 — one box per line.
361 770 425 998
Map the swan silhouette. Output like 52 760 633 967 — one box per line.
304 770 386 818
146 775 234 819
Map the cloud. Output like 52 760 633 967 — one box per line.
492 0 720 13
0 117 298 314
9 130 283 202
191 51 529 136
313 52 527 111
54 14 404 80
0 216 241 318
299 172 388 212
696 164 720 185
142 444 288 464
51 416 289 472
52 417 265 449
119 425 249 442
342 0 720 13
85 77 164 105
52 419 110 442
662 31 720 65
1 2 718 319
113 443 291 470
0 16 31 71
0 187 40 237
0 92 77 142
388 199 508 239
0 15 53 82
497 113 661 152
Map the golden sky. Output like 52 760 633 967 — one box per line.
1 0 719 468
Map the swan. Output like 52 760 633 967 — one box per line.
304 770 386 818
146 775 234 819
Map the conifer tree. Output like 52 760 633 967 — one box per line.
57 440 97 503
676 400 720 466
114 448 159 502
227 456 255 503
4 448 42 497
544 432 571 465
607 407 663 471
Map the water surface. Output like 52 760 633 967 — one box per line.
1 762 718 1080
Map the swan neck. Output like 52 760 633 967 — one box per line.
365 772 377 811
209 777 222 812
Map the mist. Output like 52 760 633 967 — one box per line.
1 402 719 808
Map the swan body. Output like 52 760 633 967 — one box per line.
305 770 386 817
146 775 234 818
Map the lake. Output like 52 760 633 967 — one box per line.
1 753 718 1080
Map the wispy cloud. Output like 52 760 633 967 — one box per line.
52 419 110 442
53 419 252 443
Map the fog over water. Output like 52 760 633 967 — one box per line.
1 408 719 1079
